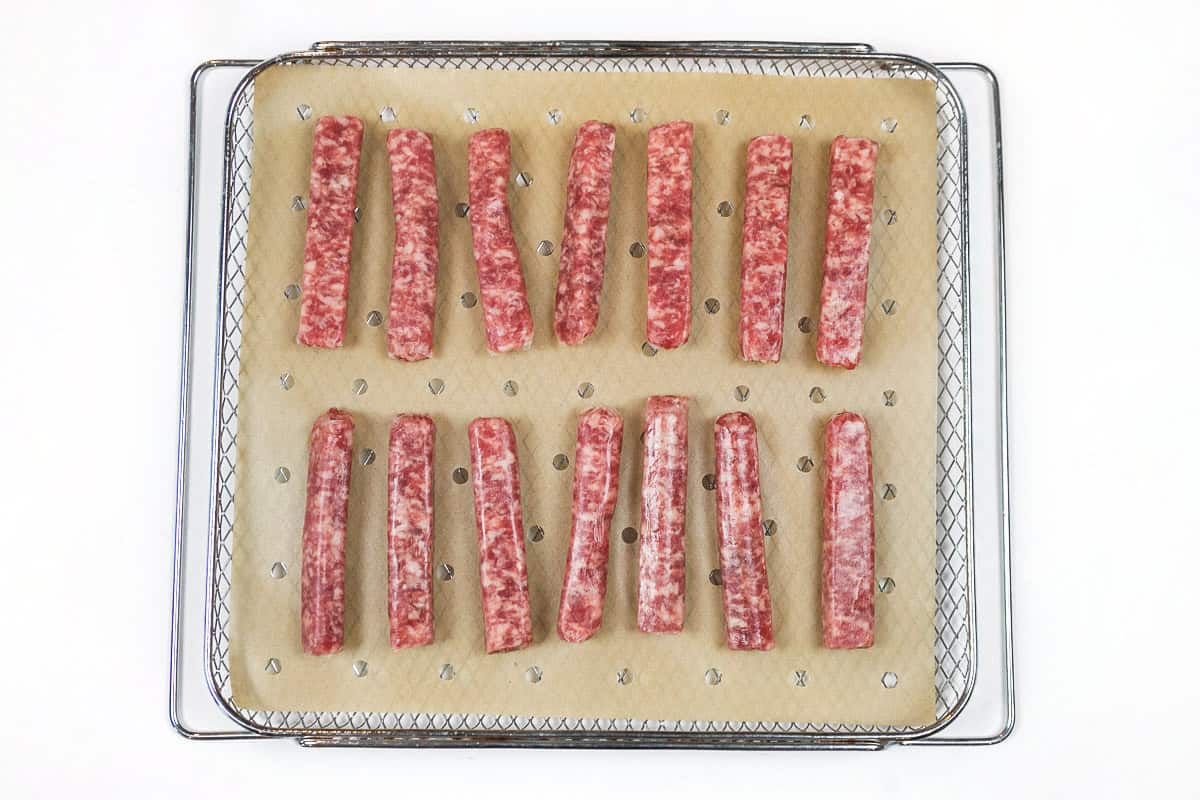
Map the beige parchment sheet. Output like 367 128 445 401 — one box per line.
229 63 938 728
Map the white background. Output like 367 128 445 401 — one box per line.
2 0 1197 796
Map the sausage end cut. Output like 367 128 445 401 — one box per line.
297 116 364 350
645 121 694 350
557 407 624 642
815 135 879 369
386 128 439 362
467 129 535 354
738 134 794 364
554 121 617 346
822 411 875 649
714 411 775 650
387 414 436 648
636 395 690 633
301 408 355 655
468 417 534 653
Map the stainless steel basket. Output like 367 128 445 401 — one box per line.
170 40 1013 749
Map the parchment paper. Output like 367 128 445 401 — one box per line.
229 63 938 728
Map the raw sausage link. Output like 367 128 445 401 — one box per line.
387 414 436 648
822 411 875 649
386 129 439 361
645 121 694 350
815 136 879 369
636 395 689 633
713 412 775 650
554 121 617 346
557 407 624 642
301 408 354 655
297 116 364 349
738 135 794 363
468 417 534 653
467 129 535 353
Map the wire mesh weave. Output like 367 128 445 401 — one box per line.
206 47 971 739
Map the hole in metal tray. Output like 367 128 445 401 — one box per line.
359 448 375 467
528 525 544 543
621 527 638 544
463 107 480 124
547 108 563 125
704 668 722 686
451 467 468 485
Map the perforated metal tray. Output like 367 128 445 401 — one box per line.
170 41 1014 749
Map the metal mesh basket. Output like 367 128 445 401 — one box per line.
173 42 1003 749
